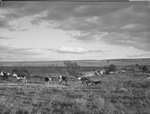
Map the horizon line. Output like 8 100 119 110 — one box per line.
0 57 150 62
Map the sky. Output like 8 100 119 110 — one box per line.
0 1 150 61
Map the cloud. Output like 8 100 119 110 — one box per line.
2 1 150 52
100 32 150 51
58 4 150 51
1 2 130 27
69 31 106 42
127 52 150 58
46 46 106 54
0 45 41 60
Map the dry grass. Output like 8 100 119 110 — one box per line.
0 71 150 114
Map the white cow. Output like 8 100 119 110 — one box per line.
98 69 106 75
147 77 150 80
0 71 9 80
109 71 115 74
7 72 10 75
121 70 126 73
21 76 27 83
12 73 27 83
0 71 4 76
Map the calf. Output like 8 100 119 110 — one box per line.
59 75 67 84
45 77 51 84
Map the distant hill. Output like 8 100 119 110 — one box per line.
0 58 150 67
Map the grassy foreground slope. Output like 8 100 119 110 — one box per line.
0 73 150 114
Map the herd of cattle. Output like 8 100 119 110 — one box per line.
0 71 102 86
40 75 102 86
1 68 150 86
0 71 27 83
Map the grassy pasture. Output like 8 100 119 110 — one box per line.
0 59 150 114
1 58 150 67
0 72 150 114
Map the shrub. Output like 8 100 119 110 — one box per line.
64 61 80 77
12 67 30 77
142 66 148 72
108 64 117 72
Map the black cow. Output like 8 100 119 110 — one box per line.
2 72 9 80
59 75 67 84
45 77 51 84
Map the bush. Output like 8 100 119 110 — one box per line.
64 61 80 77
108 64 117 72
12 67 30 77
142 66 148 72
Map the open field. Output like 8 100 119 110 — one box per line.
1 58 150 67
0 59 150 114
0 72 150 114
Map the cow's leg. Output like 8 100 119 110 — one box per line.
59 80 62 84
65 80 67 85
91 81 94 86
81 80 85 86
24 78 27 83
86 82 88 86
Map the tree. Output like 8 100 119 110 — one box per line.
12 67 30 76
64 60 80 77
108 64 117 72
142 66 148 72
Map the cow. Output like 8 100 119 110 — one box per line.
59 75 68 84
45 77 51 84
12 73 27 83
0 71 4 77
109 71 115 74
20 76 27 83
1 71 9 80
94 71 99 76
147 77 150 80
121 70 126 73
7 72 10 76
78 77 92 86
98 69 106 75
0 71 4 80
